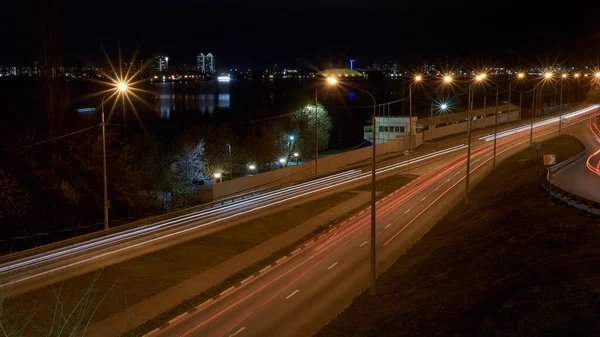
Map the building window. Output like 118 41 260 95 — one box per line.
399 126 405 133
395 126 400 132
379 126 384 132
384 126 389 132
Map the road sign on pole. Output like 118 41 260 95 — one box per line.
543 154 556 166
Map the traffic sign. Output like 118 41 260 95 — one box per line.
543 154 556 166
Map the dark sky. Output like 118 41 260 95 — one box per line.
3 0 600 68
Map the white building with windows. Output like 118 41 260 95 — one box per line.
197 52 215 74
156 55 168 73
363 116 417 144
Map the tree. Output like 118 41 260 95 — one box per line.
291 102 333 159
0 171 29 226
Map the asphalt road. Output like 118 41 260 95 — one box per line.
551 113 600 203
1 105 597 297
151 106 599 337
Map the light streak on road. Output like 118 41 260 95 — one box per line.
156 105 598 337
479 105 599 142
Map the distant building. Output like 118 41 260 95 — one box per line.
363 116 416 144
197 53 215 74
156 56 169 73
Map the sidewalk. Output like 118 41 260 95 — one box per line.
84 191 372 337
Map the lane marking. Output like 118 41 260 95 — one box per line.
229 327 246 337
446 178 451 182
434 187 439 191
404 209 411 214
384 223 392 229
286 289 300 299
359 241 368 247
420 197 426 202
327 262 338 270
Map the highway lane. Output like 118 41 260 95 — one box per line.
551 113 600 202
154 106 598 337
1 105 596 297
0 145 468 296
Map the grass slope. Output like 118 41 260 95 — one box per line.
315 135 600 337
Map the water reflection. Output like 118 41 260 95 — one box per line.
153 83 231 119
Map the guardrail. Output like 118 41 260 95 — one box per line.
0 184 278 264
542 149 600 215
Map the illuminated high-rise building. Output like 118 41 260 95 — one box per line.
197 52 215 74
156 56 168 73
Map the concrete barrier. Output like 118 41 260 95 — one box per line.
542 149 599 215
212 135 422 200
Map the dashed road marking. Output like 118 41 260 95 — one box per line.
327 262 338 270
359 241 368 247
286 289 300 299
404 209 411 214
229 327 246 337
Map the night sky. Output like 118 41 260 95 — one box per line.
3 0 600 68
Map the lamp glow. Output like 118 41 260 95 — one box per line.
443 75 452 83
414 75 422 82
596 72 600 78
214 173 222 178
294 152 299 157
248 165 256 170
279 158 286 164
327 77 338 84
517 73 525 78
544 72 552 79
574 73 580 78
118 82 128 91
440 104 448 110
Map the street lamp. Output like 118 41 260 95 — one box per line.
248 164 256 171
101 81 129 230
214 172 222 182
559 74 567 134
409 74 422 152
294 152 300 165
517 73 525 79
574 73 580 78
529 72 553 147
289 135 295 141
478 73 501 168
330 79 378 295
313 77 338 175
440 103 448 110
447 74 484 204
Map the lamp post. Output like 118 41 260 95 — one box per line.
530 72 553 146
101 81 129 230
445 74 483 204
409 75 422 151
559 73 567 134
313 77 338 175
328 77 378 295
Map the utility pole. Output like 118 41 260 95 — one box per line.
559 79 564 135
314 88 318 175
519 92 522 122
507 82 512 125
493 85 499 168
409 85 413 152
465 85 473 205
101 95 109 230
370 103 377 295
430 101 434 138
530 86 536 147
